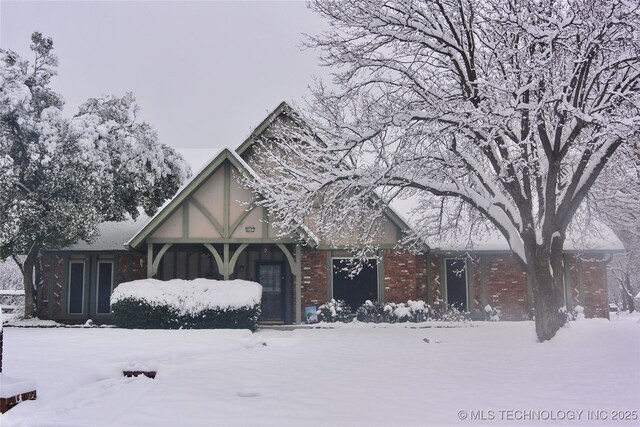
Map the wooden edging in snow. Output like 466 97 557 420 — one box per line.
0 391 37 413
123 370 157 379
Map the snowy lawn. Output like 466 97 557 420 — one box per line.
1 317 639 426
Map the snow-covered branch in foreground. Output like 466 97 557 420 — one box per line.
247 0 639 341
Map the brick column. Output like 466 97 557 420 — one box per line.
301 248 327 307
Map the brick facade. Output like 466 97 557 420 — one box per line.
301 247 327 307
40 247 610 324
415 254 428 301
582 257 609 319
484 254 528 321
567 255 581 309
384 249 418 302
38 252 147 322
38 255 51 319
470 256 483 314
430 254 443 303
53 256 63 317
423 252 610 321
131 254 147 281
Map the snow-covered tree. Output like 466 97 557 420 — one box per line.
0 33 190 317
245 1 640 341
591 140 640 312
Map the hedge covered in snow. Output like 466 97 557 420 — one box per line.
314 299 466 323
111 279 262 330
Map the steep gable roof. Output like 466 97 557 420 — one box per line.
235 101 293 157
234 101 415 236
127 102 416 251
126 148 255 250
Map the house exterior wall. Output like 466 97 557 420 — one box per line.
38 251 146 322
582 257 609 319
424 252 610 321
39 247 610 323
484 254 528 321
384 249 418 302
301 247 327 308
470 255 483 314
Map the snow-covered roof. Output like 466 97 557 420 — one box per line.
390 196 624 252
54 212 152 251
50 102 624 255
126 148 251 250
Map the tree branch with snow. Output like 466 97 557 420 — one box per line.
246 0 640 341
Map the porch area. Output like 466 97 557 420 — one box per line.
147 242 302 324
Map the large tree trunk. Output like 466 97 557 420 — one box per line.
528 243 567 342
22 249 38 318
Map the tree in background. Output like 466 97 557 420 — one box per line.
0 33 191 317
591 139 640 312
246 1 639 341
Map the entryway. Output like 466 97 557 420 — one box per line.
257 262 285 322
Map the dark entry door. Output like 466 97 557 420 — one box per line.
332 259 378 310
445 258 467 311
257 262 284 321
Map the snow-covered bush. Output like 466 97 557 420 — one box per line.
355 300 388 323
571 305 585 321
317 299 352 323
111 279 262 331
355 299 465 323
428 299 465 322
383 300 429 323
484 305 501 321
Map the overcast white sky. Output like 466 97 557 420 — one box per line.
0 0 329 150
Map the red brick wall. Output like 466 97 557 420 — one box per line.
415 254 428 301
582 257 609 319
52 256 64 317
132 255 146 280
117 254 129 286
470 256 483 314
39 252 146 320
485 254 528 321
430 254 442 304
567 256 580 308
301 247 327 307
384 249 418 302
38 255 52 319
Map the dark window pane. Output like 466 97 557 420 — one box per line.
446 259 467 311
332 259 377 310
68 263 84 314
97 262 113 314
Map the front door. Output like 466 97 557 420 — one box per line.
256 262 284 321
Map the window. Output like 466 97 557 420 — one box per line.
68 261 85 314
96 261 114 314
332 258 378 310
445 258 467 311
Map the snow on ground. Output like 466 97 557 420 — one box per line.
1 317 639 426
